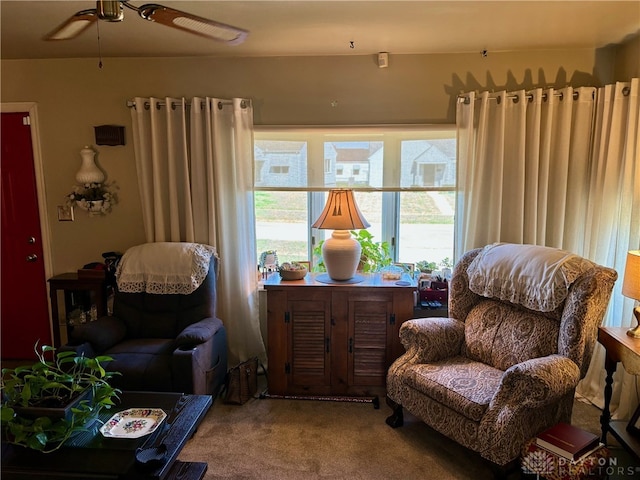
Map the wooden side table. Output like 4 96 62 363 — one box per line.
48 273 108 346
597 326 640 462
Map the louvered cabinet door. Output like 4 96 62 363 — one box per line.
287 291 332 393
345 291 394 386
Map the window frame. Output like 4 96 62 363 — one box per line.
254 124 456 264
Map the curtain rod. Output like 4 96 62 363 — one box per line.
457 90 584 105
126 99 248 110
458 86 632 105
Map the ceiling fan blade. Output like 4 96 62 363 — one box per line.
44 9 98 41
137 4 248 45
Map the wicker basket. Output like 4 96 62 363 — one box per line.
279 268 307 280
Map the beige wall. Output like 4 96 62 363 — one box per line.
0 45 636 274
614 33 640 80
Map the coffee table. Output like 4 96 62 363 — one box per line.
1 391 212 480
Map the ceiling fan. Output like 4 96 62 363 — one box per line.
44 0 249 45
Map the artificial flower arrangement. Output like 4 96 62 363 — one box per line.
66 182 118 215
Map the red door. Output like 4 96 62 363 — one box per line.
1 112 52 359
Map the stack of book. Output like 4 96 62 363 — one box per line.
535 423 603 462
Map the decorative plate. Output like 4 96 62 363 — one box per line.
100 408 167 439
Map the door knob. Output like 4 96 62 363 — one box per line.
26 254 38 262
27 236 36 244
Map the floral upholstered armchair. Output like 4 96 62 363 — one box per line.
386 243 617 468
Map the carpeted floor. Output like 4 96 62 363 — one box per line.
177 379 636 480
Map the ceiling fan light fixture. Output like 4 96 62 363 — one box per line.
44 9 98 41
138 4 248 44
97 0 124 21
43 1 250 44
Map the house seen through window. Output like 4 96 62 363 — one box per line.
254 126 456 271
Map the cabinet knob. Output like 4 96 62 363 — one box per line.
26 254 38 262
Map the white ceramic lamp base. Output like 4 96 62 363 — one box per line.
322 230 361 281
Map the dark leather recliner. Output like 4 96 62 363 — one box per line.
66 243 227 396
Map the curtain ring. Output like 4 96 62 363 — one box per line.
218 101 223 110
512 95 520 104
558 92 564 101
622 86 631 96
496 96 501 105
156 103 162 110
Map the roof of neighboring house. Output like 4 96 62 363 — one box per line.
335 148 371 163
333 143 383 163
404 141 454 164
256 141 306 155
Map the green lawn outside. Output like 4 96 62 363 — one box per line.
257 239 308 262
255 191 454 224
255 190 455 265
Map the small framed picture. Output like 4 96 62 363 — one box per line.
57 205 74 221
297 261 311 271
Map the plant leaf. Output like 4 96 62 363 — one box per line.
0 407 15 422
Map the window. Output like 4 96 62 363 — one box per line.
254 126 456 270
269 165 290 174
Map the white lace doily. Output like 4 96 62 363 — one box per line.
116 242 218 294
467 243 593 312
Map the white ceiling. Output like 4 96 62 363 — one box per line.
1 1 639 60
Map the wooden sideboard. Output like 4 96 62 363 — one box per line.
264 272 416 398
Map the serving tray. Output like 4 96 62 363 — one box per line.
100 408 167 439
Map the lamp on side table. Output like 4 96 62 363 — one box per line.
312 189 370 283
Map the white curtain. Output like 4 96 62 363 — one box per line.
456 79 640 420
455 86 596 255
578 79 640 419
130 97 266 365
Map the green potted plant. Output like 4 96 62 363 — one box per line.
313 230 392 273
439 257 454 269
1 344 120 452
416 260 438 273
439 257 454 279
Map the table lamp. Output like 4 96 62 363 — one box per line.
312 189 370 282
622 250 640 338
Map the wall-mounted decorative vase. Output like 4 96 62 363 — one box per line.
75 146 105 184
